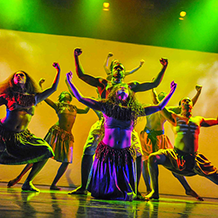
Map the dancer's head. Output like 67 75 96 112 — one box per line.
0 71 41 95
58 91 72 103
107 83 132 105
111 62 125 84
109 59 119 72
158 92 167 101
104 84 143 123
180 97 193 112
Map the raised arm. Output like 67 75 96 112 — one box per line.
66 71 102 111
38 78 58 111
125 59 145 76
130 58 168 92
144 81 177 116
35 63 60 105
74 48 103 87
151 88 159 105
192 84 202 106
104 52 113 75
77 106 90 114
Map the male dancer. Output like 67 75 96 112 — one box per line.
145 96 218 200
69 48 168 197
140 85 203 200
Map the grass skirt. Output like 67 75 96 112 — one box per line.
87 141 137 201
44 125 74 163
0 123 54 165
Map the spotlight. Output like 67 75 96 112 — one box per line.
180 11 186 17
103 2 110 11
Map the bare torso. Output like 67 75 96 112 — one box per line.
145 112 166 131
102 114 133 149
1 109 33 132
174 115 201 153
55 102 77 132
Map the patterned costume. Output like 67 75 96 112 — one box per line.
155 147 218 178
140 127 173 161
0 93 54 165
87 104 138 201
44 102 77 163
83 111 104 156
44 125 74 163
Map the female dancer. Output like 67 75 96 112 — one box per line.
0 63 60 192
66 71 177 201
8 81 89 190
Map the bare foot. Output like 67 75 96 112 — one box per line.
144 191 159 201
22 182 40 192
68 187 87 195
134 192 146 201
7 177 20 188
186 189 204 201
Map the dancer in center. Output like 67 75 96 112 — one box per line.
66 71 177 201
69 48 168 197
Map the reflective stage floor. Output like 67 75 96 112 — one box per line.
0 183 218 218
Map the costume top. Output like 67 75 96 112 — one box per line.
55 102 77 115
0 92 36 116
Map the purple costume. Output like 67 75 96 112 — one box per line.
87 105 137 201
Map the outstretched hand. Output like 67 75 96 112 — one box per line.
39 78 45 88
160 58 168 67
53 62 60 71
66 71 73 81
74 48 82 57
140 59 145 67
195 84 202 92
108 52 113 57
170 81 177 92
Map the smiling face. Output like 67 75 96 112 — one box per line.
13 71 26 86
115 84 129 101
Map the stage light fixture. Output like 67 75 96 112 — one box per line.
103 2 110 11
180 11 186 17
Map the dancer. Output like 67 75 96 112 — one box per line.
69 48 168 197
8 80 90 190
104 52 144 80
145 96 218 200
0 63 60 192
140 85 203 200
66 71 177 201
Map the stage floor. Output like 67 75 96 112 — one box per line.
0 182 218 218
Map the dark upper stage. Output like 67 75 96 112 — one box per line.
0 0 217 53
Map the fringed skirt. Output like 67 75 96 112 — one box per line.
44 125 74 163
0 123 54 165
87 141 137 201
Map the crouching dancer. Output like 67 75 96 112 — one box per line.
145 96 218 200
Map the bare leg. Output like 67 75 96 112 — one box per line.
142 160 152 194
22 159 48 192
145 153 167 200
68 154 93 195
172 173 204 201
135 156 145 200
50 162 69 190
7 164 33 187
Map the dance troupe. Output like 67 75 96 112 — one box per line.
1 48 218 201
